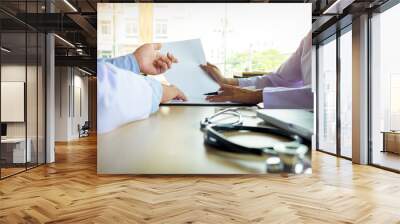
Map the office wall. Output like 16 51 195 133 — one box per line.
55 67 89 141
55 67 70 141
72 72 89 138
1 82 25 122
1 65 39 138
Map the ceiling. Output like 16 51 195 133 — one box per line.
0 0 393 74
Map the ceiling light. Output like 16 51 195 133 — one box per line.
78 67 93 76
1 47 11 53
63 0 78 12
54 34 75 48
323 0 355 15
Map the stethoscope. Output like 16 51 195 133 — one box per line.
200 107 310 173
200 107 244 129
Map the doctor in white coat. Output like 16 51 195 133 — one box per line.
98 43 186 133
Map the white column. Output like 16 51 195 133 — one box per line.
352 14 369 164
312 45 317 150
46 33 55 163
45 1 55 163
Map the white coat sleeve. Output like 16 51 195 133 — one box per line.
97 62 162 134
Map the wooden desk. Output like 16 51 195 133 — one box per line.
98 106 310 174
1 138 31 164
382 131 400 154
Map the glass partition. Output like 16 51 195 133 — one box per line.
0 1 46 179
317 36 337 155
26 0 44 169
38 32 45 165
370 3 400 171
27 31 38 169
1 31 28 178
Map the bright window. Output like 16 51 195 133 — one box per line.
371 3 400 171
318 37 337 154
97 3 311 77
100 21 111 36
125 19 138 38
340 29 352 158
154 19 168 40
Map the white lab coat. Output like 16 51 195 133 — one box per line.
97 55 162 133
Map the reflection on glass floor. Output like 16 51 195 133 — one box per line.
373 150 400 171
1 167 26 177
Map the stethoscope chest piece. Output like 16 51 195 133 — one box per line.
271 142 308 173
265 157 284 173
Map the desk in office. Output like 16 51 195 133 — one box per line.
98 106 309 174
1 138 32 165
381 131 400 154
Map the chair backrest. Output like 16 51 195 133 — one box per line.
82 121 90 129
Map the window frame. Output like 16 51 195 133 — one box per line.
338 25 353 159
315 23 353 161
315 0 400 173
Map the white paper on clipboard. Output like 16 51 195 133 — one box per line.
160 39 238 105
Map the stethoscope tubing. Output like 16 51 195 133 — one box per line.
204 124 306 156
201 107 310 157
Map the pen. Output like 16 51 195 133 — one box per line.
203 91 219 96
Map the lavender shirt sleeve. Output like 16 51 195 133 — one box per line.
238 32 312 109
262 86 313 109
239 32 312 88
239 36 306 89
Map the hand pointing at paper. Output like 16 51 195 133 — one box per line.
134 43 178 75
200 62 238 86
132 43 186 102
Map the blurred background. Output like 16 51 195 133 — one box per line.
97 3 311 77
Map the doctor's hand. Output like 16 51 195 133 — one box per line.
206 84 262 104
134 43 178 75
200 62 238 86
161 85 187 103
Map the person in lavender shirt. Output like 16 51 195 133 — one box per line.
200 32 312 109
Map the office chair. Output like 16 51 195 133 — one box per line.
78 121 90 138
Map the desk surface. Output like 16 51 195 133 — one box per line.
1 138 27 143
98 106 309 174
381 131 400 134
